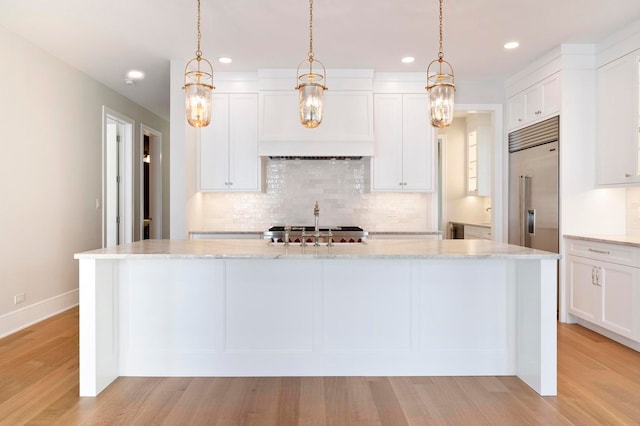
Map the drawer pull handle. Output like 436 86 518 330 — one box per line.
588 248 610 255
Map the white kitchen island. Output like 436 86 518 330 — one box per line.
75 239 559 397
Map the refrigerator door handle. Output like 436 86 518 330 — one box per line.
527 209 536 236
519 175 532 247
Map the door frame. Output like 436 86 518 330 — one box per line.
102 106 134 247
433 104 504 241
140 124 163 239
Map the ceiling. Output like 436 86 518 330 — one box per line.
1 0 639 120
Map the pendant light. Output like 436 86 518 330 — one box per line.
183 0 215 128
295 0 328 128
426 0 455 128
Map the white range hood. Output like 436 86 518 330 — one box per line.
257 69 374 157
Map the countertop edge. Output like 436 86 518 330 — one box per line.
75 239 559 261
564 234 640 248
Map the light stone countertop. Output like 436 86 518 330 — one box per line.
75 239 559 260
564 234 640 248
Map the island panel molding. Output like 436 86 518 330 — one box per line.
75 239 558 397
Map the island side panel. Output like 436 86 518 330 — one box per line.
118 259 221 376
515 258 558 396
78 258 119 397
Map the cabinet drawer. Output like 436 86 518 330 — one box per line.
566 239 639 267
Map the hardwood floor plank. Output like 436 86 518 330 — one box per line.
299 377 326 426
367 378 408 426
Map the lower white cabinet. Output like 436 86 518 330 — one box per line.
200 93 261 191
566 238 640 341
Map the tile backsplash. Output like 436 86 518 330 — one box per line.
187 158 434 232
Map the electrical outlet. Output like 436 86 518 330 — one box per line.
14 293 25 305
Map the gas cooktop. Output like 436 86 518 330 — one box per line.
264 226 367 243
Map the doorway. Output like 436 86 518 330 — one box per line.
140 124 163 240
103 107 134 248
435 104 504 241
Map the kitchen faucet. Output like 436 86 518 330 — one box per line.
314 201 320 246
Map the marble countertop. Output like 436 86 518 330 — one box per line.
75 239 558 260
564 234 640 248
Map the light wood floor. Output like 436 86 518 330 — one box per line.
2 308 640 425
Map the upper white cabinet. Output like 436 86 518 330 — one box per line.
507 74 560 131
466 114 492 196
596 52 640 186
200 93 261 191
372 94 434 192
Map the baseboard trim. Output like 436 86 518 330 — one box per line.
0 289 79 339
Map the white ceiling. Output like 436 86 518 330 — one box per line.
1 0 639 120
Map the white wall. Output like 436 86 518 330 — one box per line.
0 25 169 337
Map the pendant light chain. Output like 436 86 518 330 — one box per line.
308 0 314 61
196 0 202 60
438 0 444 60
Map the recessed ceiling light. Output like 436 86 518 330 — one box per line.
504 41 520 50
218 57 232 64
126 70 145 80
401 56 415 64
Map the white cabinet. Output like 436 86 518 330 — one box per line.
507 74 561 131
372 94 434 191
596 52 640 186
200 94 261 191
466 114 491 196
566 238 640 341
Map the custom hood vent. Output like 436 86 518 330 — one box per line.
268 156 363 161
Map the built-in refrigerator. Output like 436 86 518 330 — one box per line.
508 116 559 253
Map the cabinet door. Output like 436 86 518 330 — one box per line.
598 260 637 339
541 76 561 117
228 94 260 191
596 54 640 185
507 93 526 130
200 94 230 191
524 85 543 123
402 94 433 191
567 255 597 322
372 94 403 190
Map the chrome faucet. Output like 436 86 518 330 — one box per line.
313 201 320 246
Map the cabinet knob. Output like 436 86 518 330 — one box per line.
518 118 523 122
625 173 632 178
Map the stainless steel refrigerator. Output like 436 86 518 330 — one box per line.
508 116 559 253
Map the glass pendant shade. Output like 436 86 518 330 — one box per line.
184 64 213 128
183 0 214 128
425 0 455 129
297 74 325 128
427 72 455 128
